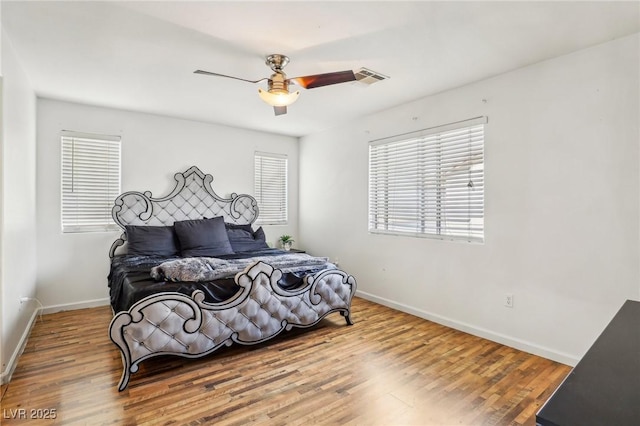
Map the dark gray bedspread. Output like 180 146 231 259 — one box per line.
108 248 334 313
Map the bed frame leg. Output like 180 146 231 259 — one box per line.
118 369 131 392
342 310 354 326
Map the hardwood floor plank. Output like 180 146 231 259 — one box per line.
1 298 570 425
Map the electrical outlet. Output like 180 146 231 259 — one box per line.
20 297 30 304
504 293 514 308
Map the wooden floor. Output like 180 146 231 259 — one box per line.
1 297 570 425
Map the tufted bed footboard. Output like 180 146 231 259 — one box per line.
110 261 356 391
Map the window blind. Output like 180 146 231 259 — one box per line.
61 131 121 233
369 117 485 243
254 152 288 225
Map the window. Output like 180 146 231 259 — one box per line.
61 131 121 233
369 117 485 243
254 152 288 225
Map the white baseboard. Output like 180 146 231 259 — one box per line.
355 290 579 367
0 307 40 385
40 297 110 315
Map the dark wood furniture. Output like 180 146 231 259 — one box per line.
536 299 640 426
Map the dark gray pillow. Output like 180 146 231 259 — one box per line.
253 226 267 243
125 225 179 256
225 223 269 252
174 216 234 257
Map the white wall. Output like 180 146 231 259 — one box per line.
0 74 3 382
1 30 38 382
299 34 640 365
36 100 298 309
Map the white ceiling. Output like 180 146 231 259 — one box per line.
3 1 639 137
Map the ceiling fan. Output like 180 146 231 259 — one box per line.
194 54 357 116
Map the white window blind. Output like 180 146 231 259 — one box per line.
254 152 288 225
369 117 485 243
61 131 121 233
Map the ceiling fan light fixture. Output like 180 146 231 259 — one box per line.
258 88 300 107
258 71 300 107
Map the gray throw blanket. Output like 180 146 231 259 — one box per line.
150 253 335 282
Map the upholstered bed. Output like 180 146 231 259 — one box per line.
108 166 356 391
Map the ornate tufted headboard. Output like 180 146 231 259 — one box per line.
109 166 259 257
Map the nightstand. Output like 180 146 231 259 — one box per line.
287 248 306 253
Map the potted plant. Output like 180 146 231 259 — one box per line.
279 235 295 251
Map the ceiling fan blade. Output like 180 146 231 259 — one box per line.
194 70 266 84
291 70 356 89
274 106 287 116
